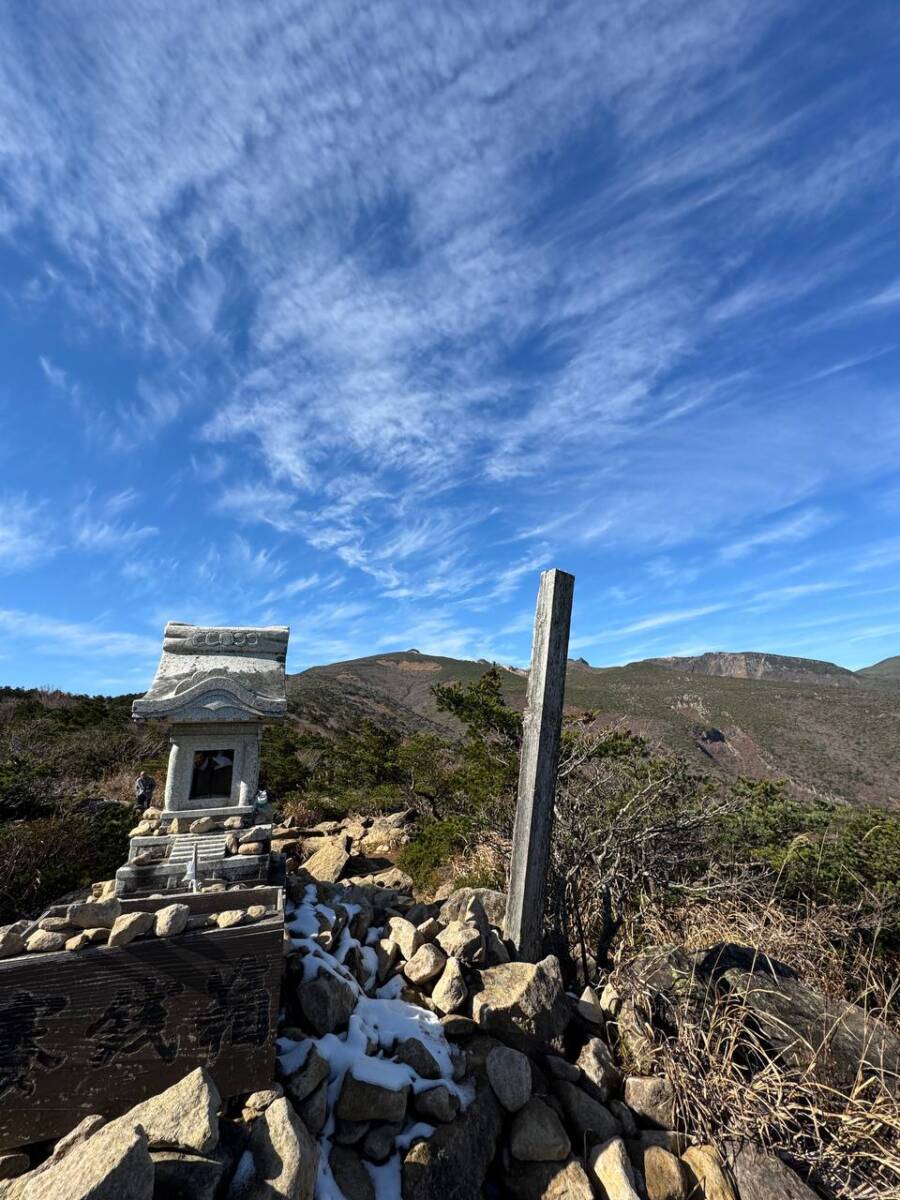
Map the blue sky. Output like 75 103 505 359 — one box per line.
1 0 900 693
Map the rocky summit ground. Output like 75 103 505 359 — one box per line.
3 809 894 1199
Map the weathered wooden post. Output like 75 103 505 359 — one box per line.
504 567 575 961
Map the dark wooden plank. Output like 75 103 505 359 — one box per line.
504 568 575 961
0 915 283 1150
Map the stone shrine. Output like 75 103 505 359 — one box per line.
115 621 289 896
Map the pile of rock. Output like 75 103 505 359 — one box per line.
0 1067 319 1200
0 895 273 958
271 810 414 883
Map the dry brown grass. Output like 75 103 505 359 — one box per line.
616 892 900 1199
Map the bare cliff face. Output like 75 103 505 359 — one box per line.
641 651 859 686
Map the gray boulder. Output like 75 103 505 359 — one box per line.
414 1086 459 1124
114 1067 220 1154
20 1120 153 1199
730 1141 821 1199
336 1075 408 1125
402 1081 503 1200
510 1097 571 1162
431 958 467 1015
241 1096 318 1200
553 1080 620 1141
472 955 569 1054
486 1045 532 1112
577 1037 621 1103
300 969 357 1036
329 1145 375 1200
438 889 507 928
303 834 350 883
623 1075 675 1129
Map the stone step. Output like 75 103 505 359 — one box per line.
167 834 229 863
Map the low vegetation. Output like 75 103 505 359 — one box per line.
2 667 898 1193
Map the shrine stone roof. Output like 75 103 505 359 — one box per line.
132 622 290 723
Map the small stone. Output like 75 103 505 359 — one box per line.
335 1120 371 1145
575 985 605 1025
189 817 219 833
154 904 190 938
624 1075 675 1129
247 905 267 921
336 1075 408 1125
395 1037 442 1080
376 939 400 983
26 929 68 953
404 943 447 986
362 1121 402 1164
510 1097 571 1162
436 920 482 962
680 1145 737 1200
553 1081 620 1141
213 909 247 929
330 1144 375 1200
38 915 74 932
588 1136 642 1200
238 842 266 856
0 920 30 958
643 1145 688 1200
284 1045 330 1104
416 917 442 941
224 815 244 829
243 1085 284 1113
65 928 110 950
487 930 510 965
577 1037 621 1102
440 1014 477 1038
107 911 155 947
431 957 468 1015
387 916 423 961
414 1085 459 1124
600 981 622 1016
300 970 357 1036
304 834 350 882
297 1079 329 1134
486 1045 532 1112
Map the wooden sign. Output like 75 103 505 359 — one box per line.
504 568 575 961
0 895 283 1151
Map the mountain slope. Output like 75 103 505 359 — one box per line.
858 656 900 681
642 651 858 685
288 650 900 811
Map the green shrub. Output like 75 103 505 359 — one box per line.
396 817 473 892
0 802 133 922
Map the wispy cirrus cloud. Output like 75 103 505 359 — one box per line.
0 494 56 572
2 2 900 686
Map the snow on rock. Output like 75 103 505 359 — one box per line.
280 884 473 1199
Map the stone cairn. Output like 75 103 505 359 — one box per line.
0 804 814 1200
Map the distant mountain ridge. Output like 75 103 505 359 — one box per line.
858 656 900 680
640 651 858 685
287 648 899 811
